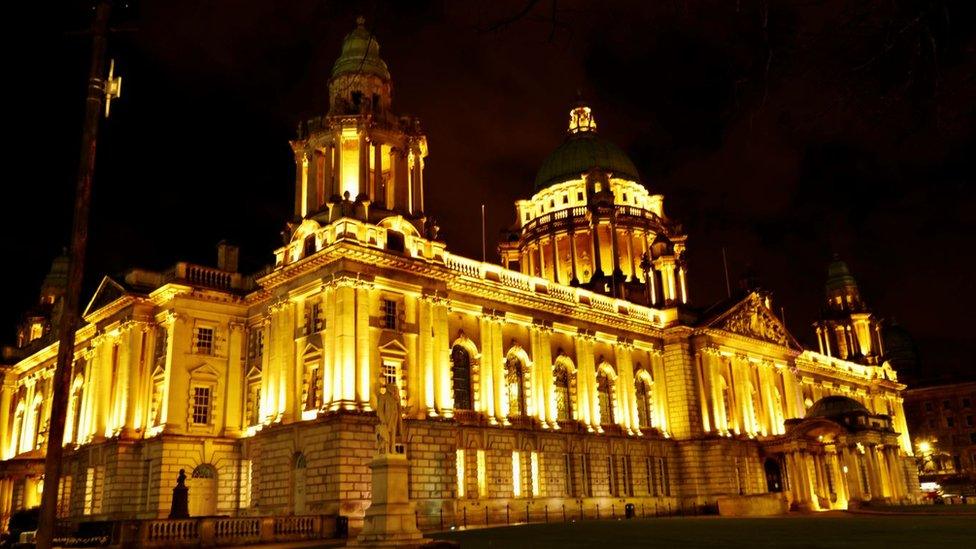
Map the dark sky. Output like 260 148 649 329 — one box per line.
3 1 974 378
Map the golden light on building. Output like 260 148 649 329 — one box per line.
0 16 921 532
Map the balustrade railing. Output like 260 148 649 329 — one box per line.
442 251 666 327
146 519 198 543
128 515 333 547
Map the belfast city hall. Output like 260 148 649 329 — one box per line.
0 18 919 534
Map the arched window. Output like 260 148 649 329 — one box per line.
451 346 473 410
635 377 653 430
597 371 614 426
506 357 525 418
189 464 218 516
192 464 217 479
554 366 572 421
29 395 44 450
68 375 84 444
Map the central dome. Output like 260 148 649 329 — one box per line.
533 103 641 192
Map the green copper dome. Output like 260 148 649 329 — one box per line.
825 257 858 293
533 103 641 192
331 17 391 81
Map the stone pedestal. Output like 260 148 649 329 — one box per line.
348 453 428 548
169 485 189 519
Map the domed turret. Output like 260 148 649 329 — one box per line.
825 256 865 312
813 256 885 365
328 17 393 116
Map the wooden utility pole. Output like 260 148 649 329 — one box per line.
36 1 114 546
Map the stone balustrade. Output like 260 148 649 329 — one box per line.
104 514 337 547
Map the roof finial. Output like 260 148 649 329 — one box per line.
568 100 596 134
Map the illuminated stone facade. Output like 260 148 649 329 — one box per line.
0 18 919 531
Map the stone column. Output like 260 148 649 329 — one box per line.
332 142 343 198
321 146 333 207
626 229 636 280
335 283 357 408
574 334 595 429
356 284 372 410
419 295 436 416
358 134 369 200
550 234 560 284
433 298 452 416
490 317 506 422
590 219 603 276
478 315 496 424
0 374 14 457
569 228 579 283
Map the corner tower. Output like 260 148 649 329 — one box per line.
290 17 428 230
812 257 885 364
499 100 688 306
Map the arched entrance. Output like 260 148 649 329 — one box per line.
188 464 218 516
292 452 307 514
764 458 783 493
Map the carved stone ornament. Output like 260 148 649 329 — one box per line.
721 295 789 346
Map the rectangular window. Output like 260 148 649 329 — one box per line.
564 453 575 496
647 457 657 496
476 449 487 498
947 417 955 428
84 467 95 515
582 454 591 497
192 386 212 424
381 299 398 330
624 456 634 497
456 449 465 498
967 415 974 427
925 401 933 412
659 457 670 496
512 451 522 497
964 398 972 408
943 399 952 410
530 451 540 497
382 362 398 394
194 327 214 355
608 456 616 496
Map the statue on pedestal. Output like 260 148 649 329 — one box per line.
374 375 404 455
348 374 428 547
169 469 189 519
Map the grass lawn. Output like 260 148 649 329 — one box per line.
431 514 976 548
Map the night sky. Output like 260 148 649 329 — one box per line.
3 1 974 379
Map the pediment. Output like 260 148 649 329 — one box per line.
188 362 220 380
83 276 128 318
704 293 800 349
378 335 408 356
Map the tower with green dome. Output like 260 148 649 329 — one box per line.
289 17 430 234
813 257 886 365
